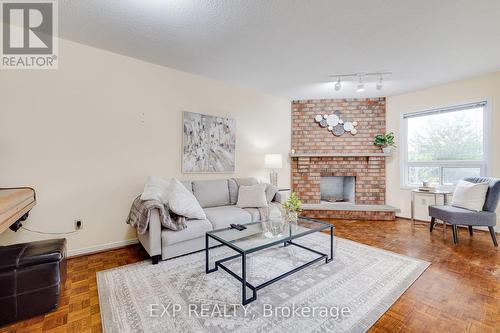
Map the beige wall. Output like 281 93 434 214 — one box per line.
0 39 291 254
386 72 500 227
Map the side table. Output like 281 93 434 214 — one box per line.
411 189 451 236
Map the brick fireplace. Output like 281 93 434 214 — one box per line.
291 98 396 220
294 156 385 204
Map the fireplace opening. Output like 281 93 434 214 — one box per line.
320 176 355 204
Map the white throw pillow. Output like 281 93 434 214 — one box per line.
237 184 268 208
140 176 170 204
168 178 206 220
451 180 489 211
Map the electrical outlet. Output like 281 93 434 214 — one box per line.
74 219 83 230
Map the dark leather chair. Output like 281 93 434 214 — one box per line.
429 177 499 246
0 238 67 326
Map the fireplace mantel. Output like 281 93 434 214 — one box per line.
290 152 390 158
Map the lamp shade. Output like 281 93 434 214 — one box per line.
264 154 283 169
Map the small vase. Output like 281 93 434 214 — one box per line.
286 210 298 223
382 147 392 154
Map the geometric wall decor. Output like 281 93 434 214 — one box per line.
182 111 236 173
314 110 358 136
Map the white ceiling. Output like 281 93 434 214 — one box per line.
59 0 500 100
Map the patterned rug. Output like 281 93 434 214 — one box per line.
97 234 429 333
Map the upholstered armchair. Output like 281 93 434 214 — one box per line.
428 177 499 246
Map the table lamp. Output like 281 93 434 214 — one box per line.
264 154 282 186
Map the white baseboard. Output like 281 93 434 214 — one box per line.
67 238 139 258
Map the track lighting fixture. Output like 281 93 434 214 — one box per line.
329 72 391 92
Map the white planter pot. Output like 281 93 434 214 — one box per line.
382 147 392 154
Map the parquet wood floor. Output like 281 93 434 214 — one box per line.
1 218 498 333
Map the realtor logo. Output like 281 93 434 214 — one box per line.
1 0 58 69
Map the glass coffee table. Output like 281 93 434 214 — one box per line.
205 217 334 305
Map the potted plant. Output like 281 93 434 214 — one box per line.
283 192 302 222
374 131 396 154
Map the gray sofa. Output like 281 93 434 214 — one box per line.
137 178 284 263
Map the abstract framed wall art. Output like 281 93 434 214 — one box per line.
182 111 236 173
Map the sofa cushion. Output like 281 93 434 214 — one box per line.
429 205 496 226
243 208 261 222
192 180 230 208
228 179 238 205
234 177 259 186
204 206 252 229
181 181 192 192
161 219 212 246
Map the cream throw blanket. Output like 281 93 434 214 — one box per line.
126 196 186 234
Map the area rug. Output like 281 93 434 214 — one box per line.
97 234 429 333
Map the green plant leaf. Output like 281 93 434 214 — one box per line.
374 131 396 147
284 192 302 212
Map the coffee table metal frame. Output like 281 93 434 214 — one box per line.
205 218 334 305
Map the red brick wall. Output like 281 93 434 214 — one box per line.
291 98 386 205
292 98 386 154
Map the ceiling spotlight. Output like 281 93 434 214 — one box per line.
376 75 383 90
356 76 365 93
334 77 342 91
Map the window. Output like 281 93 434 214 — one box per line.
401 101 488 187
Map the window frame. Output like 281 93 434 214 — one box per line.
399 99 491 189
